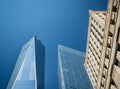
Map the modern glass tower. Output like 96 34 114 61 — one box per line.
7 36 45 89
58 45 92 89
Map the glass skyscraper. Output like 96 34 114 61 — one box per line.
7 36 45 89
58 45 92 89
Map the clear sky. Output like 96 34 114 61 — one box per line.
0 0 107 89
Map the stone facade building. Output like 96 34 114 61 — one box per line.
84 0 120 89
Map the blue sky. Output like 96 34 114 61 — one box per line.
0 0 107 89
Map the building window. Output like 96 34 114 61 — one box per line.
91 17 93 20
102 28 104 32
112 6 117 12
99 25 101 28
96 22 98 25
115 59 120 68
110 19 115 25
111 79 117 88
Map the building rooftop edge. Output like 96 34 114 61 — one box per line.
58 45 85 56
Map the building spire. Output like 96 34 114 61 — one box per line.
34 32 41 42
34 32 38 39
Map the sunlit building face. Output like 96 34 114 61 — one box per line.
7 36 45 89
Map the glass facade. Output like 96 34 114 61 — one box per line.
7 36 45 89
58 45 92 89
